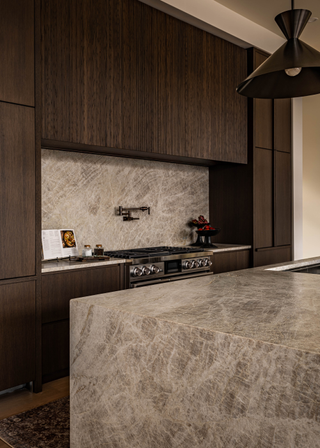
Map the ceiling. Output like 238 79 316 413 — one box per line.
214 0 320 50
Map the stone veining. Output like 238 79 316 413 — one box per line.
42 149 209 251
70 265 320 447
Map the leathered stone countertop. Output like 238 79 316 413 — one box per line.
193 243 251 253
70 257 320 448
41 257 128 273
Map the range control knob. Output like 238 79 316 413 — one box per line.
182 260 192 269
150 265 161 274
132 267 143 277
203 258 212 267
142 266 151 276
191 260 199 269
197 259 204 267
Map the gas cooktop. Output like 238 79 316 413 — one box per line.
104 246 207 259
104 246 213 287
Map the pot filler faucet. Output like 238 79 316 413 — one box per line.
118 206 150 221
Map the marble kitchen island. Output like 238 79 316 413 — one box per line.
70 261 320 448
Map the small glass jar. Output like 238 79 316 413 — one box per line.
94 244 104 256
82 245 92 257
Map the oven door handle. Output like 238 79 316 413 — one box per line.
131 271 213 287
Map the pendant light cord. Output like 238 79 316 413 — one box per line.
291 0 294 10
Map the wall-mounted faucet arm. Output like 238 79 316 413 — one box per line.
118 206 150 221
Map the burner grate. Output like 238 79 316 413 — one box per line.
104 246 205 259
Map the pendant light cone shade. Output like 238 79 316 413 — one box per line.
237 9 320 98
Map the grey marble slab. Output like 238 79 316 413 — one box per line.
42 149 209 250
42 257 129 273
70 259 320 447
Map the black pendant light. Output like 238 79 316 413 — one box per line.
237 0 320 98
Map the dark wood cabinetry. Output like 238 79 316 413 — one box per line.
274 151 291 247
254 147 273 249
0 0 40 393
0 103 36 280
274 99 291 153
0 281 36 391
41 0 247 164
211 250 250 274
255 99 273 150
41 264 127 382
209 48 292 267
0 0 34 106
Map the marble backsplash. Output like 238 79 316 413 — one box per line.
42 149 209 251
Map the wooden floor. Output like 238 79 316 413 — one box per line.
0 377 69 448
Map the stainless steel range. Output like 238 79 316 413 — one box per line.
104 246 213 287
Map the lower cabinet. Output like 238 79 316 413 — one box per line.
211 250 250 274
0 281 36 391
255 246 291 267
41 264 127 383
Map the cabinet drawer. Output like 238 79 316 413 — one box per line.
255 246 291 267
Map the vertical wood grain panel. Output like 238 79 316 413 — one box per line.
254 147 273 248
0 0 34 106
42 0 122 147
274 99 291 153
0 281 36 390
252 49 273 151
274 151 291 246
41 0 247 163
0 103 35 280
218 40 247 163
157 14 186 157
185 24 204 159
255 99 273 149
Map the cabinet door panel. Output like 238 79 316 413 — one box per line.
255 99 273 150
0 103 35 280
252 51 273 151
0 0 34 106
42 265 120 323
42 320 69 383
254 148 273 248
274 151 291 246
0 281 36 391
274 99 291 153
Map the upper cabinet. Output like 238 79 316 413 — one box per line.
0 0 34 106
274 99 292 153
0 103 36 280
209 47 292 268
41 0 247 164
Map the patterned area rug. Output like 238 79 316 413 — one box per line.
0 396 69 448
